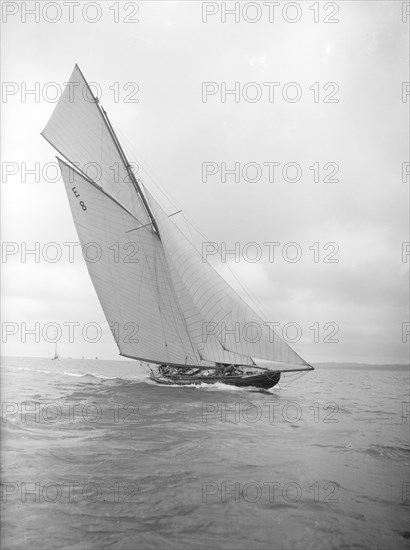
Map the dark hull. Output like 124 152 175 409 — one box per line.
150 370 281 390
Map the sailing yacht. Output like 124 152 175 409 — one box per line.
51 343 59 361
42 65 314 389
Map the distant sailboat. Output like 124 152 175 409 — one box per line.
51 343 60 361
42 65 314 389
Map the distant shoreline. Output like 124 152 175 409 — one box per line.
1 356 409 371
312 362 410 370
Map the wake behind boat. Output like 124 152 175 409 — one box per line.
42 65 314 389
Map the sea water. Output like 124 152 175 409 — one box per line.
1 356 409 550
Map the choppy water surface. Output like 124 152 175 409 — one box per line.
1 356 409 549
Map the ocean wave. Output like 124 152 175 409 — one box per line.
365 444 410 463
61 370 138 382
90 372 119 380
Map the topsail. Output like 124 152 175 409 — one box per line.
42 65 312 372
42 65 152 227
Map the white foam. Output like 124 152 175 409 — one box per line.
90 372 118 380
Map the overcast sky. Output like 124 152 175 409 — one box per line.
1 1 409 363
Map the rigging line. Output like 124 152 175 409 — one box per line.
113 124 182 212
280 370 309 388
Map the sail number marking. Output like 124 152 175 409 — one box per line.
72 187 87 211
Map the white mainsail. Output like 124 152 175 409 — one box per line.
43 65 311 371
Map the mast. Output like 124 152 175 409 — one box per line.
75 65 160 237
